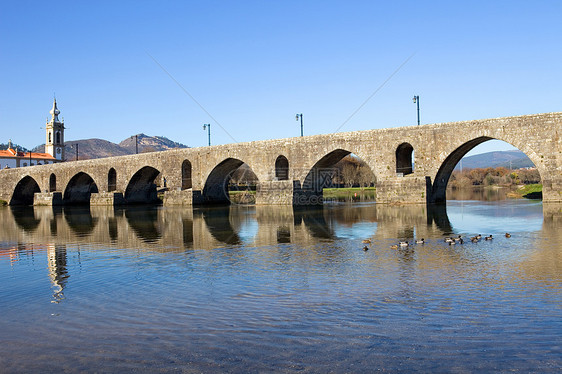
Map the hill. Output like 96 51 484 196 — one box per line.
0 142 29 152
455 150 534 170
32 134 189 160
119 134 188 153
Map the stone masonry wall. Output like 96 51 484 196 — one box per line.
0 112 561 206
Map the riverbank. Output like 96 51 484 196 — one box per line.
229 187 377 204
228 185 541 204
323 187 376 200
506 184 542 199
448 184 542 201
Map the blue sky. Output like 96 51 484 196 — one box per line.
1 1 560 156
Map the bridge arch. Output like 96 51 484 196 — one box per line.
63 172 99 205
182 159 192 190
49 173 57 192
275 155 289 181
396 142 414 176
300 149 376 204
203 158 258 204
11 176 41 205
125 166 161 204
429 137 543 203
108 168 117 192
303 149 351 191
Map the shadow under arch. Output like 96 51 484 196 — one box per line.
108 168 117 192
428 136 542 203
63 172 99 205
275 155 289 180
49 173 57 192
202 158 258 205
125 166 161 204
182 159 192 190
396 142 414 176
300 149 376 204
11 176 41 205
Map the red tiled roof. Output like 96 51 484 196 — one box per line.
0 148 56 160
24 152 56 160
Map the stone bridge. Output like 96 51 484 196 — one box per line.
1 112 561 206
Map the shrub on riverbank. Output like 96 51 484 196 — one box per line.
449 167 540 189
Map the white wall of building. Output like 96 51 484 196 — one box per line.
0 157 54 169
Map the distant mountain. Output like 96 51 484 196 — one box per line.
455 150 534 170
119 134 188 153
32 134 189 160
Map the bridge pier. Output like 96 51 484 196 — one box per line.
34 192 63 206
256 180 324 205
256 181 295 205
162 189 202 205
543 178 562 203
376 176 427 204
90 192 125 206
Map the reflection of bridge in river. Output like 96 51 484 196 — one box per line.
3 204 562 250
4 204 562 250
2 203 561 303
0 204 458 250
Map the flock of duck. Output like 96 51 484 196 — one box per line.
361 233 511 251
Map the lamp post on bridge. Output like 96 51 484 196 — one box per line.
413 95 420 126
203 124 211 146
295 113 303 137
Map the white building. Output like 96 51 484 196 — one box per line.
0 140 57 168
0 99 65 169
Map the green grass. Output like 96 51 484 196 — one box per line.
227 187 376 203
509 184 542 199
323 187 376 199
520 184 542 199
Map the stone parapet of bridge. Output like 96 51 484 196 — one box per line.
1 111 561 207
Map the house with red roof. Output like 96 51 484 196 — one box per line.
1 99 65 169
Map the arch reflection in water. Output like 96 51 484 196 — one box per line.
10 206 41 233
2 204 439 248
124 206 162 243
4 202 548 252
64 206 98 238
294 206 334 240
199 206 242 245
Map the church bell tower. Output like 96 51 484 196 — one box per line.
45 98 65 161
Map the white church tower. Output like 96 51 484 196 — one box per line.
45 98 65 161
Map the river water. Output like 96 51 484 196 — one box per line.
1 195 561 372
